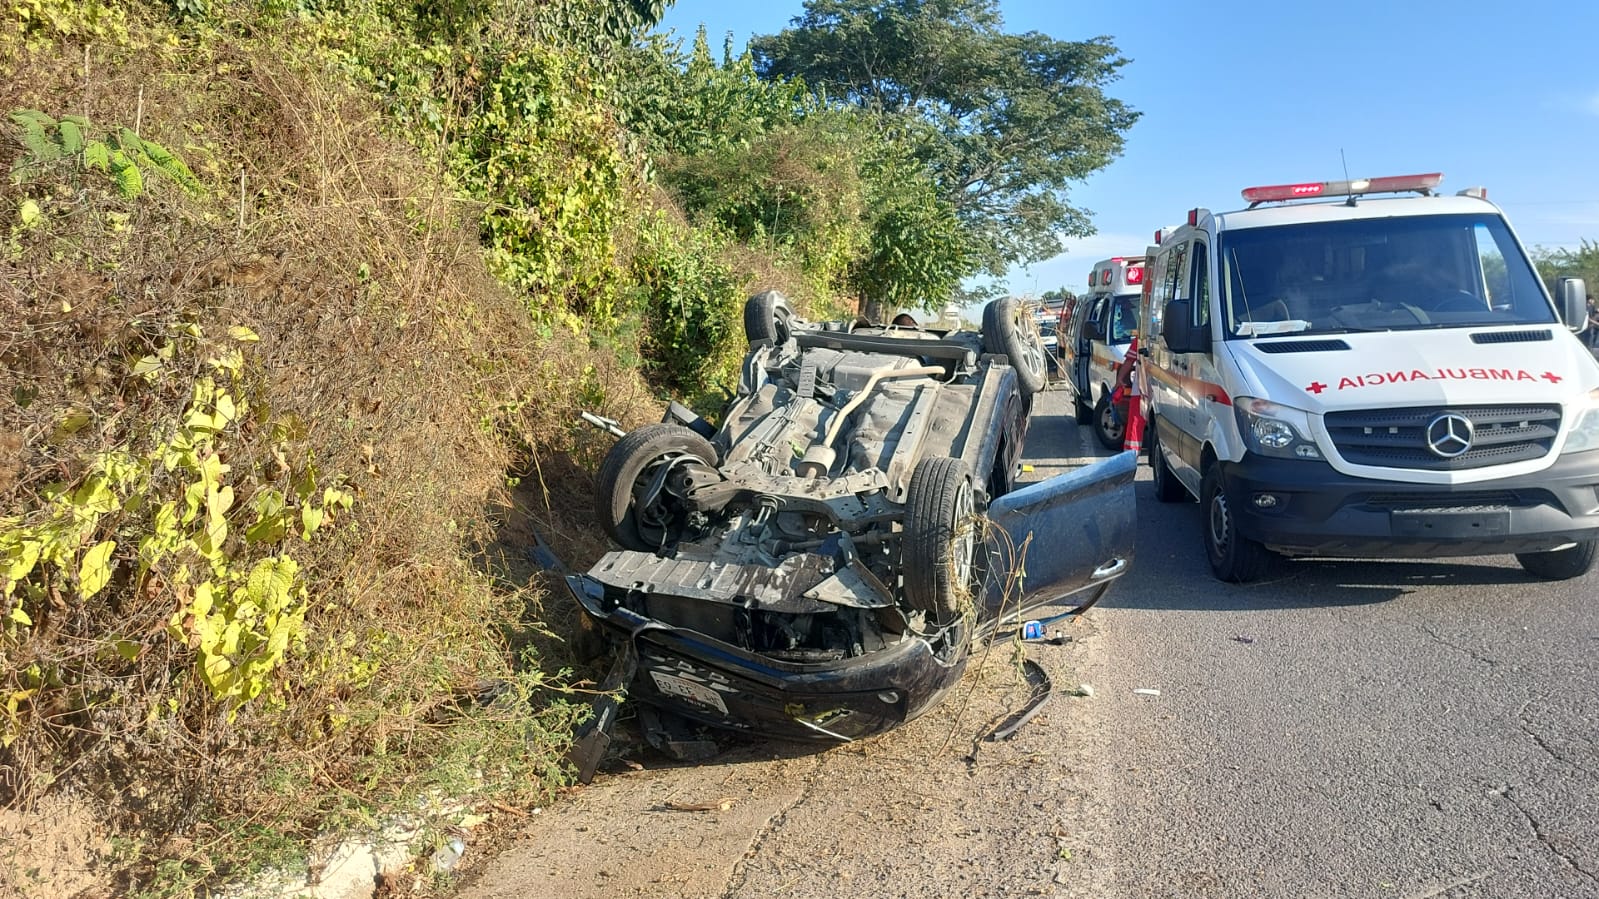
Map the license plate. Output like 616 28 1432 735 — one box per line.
649 671 728 714
1391 509 1510 539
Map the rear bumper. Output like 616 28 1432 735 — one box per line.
1224 451 1599 557
567 575 966 742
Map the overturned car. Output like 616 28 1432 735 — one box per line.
565 293 1136 756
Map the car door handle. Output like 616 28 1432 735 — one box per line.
1090 557 1128 580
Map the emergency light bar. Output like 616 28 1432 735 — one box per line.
1241 172 1443 206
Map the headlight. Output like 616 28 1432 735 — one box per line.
1561 388 1599 455
1234 396 1323 460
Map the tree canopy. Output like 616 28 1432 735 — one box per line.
750 0 1138 276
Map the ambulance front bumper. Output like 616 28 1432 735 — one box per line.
1222 451 1599 557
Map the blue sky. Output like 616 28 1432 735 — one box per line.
657 0 1599 298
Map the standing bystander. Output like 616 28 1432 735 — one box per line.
1587 295 1599 350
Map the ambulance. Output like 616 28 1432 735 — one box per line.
1062 255 1146 449
1138 173 1599 582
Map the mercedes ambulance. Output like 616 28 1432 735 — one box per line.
1063 255 1146 449
1138 173 1599 582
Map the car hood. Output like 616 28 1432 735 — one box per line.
1232 328 1599 413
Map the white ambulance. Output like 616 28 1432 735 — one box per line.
1138 173 1599 582
1062 255 1147 449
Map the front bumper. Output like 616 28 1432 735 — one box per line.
566 574 967 742
1224 451 1599 557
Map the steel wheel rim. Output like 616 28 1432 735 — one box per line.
1209 491 1232 559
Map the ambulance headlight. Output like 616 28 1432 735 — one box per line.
1234 397 1322 460
1560 388 1599 455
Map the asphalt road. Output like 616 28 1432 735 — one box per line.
1027 386 1599 899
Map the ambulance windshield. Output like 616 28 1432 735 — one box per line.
1218 213 1554 339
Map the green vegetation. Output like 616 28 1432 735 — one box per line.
753 0 1140 285
0 0 1135 892
1533 240 1599 295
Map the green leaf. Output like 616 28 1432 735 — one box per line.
8 606 32 627
245 557 299 613
78 540 116 599
18 199 41 229
57 120 83 154
82 140 110 172
300 504 324 539
227 325 259 343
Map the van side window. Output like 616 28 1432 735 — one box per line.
1162 242 1188 310
1191 241 1210 327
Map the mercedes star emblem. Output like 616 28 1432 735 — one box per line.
1425 413 1474 458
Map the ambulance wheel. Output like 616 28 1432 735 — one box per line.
596 424 717 553
982 297 1048 396
744 290 794 345
1093 393 1125 451
1148 419 1188 503
904 457 977 627
1202 465 1273 583
1515 540 1597 580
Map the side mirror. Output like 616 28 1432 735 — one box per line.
1161 299 1211 354
1082 319 1104 341
1557 277 1587 332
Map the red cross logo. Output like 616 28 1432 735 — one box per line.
1542 371 1562 384
1306 381 1327 394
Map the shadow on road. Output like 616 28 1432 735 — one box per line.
1100 483 1551 612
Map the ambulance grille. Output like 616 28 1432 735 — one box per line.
1469 330 1552 344
1324 405 1561 470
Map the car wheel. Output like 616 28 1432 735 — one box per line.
744 290 793 345
1148 418 1188 503
1093 393 1124 451
1202 465 1273 583
1073 390 1093 425
903 457 977 626
986 392 1023 500
596 423 717 553
1515 540 1597 580
981 297 1048 396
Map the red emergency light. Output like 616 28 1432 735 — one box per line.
1241 173 1443 206
1125 265 1143 285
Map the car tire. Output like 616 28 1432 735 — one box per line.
981 297 1048 396
596 423 717 553
744 290 793 345
903 457 977 626
986 392 1024 500
1202 465 1273 583
1093 393 1124 451
1073 391 1093 425
1148 418 1188 503
1515 540 1597 580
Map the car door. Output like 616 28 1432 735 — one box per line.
976 449 1136 629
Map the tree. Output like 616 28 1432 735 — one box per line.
1531 240 1599 294
617 29 976 318
750 0 1138 276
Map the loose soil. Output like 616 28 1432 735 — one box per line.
454 617 1118 899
